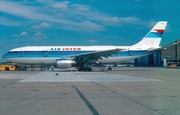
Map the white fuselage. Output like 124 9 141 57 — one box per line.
3 45 152 64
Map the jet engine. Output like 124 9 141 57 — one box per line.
56 59 76 69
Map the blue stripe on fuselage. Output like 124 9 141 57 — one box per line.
3 50 150 58
3 51 94 58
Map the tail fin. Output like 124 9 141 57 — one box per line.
133 21 168 48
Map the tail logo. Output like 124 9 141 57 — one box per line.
146 29 165 38
153 29 164 34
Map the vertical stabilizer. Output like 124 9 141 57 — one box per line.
133 21 167 48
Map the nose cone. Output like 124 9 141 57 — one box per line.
2 52 9 60
2 53 7 58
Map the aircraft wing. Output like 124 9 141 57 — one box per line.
61 48 124 61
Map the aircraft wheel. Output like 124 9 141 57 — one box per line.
77 67 83 71
83 68 87 71
5 67 9 71
88 68 92 71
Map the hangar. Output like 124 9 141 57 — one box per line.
135 40 180 67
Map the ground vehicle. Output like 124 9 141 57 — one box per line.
0 64 16 71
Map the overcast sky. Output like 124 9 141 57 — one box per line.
0 0 180 61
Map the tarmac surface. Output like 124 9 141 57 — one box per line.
0 67 180 115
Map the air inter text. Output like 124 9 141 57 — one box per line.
50 48 81 51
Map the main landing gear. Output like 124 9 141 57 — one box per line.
77 67 92 71
76 59 92 71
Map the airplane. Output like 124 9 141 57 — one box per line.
3 21 167 71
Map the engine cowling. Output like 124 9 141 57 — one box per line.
56 59 76 69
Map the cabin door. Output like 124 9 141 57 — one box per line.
43 50 48 57
19 49 24 57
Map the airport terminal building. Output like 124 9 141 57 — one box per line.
135 40 180 67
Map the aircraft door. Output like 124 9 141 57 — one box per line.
19 49 24 57
43 50 48 57
128 49 133 56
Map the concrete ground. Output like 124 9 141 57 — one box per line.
0 67 180 115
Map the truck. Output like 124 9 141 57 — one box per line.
0 64 16 71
